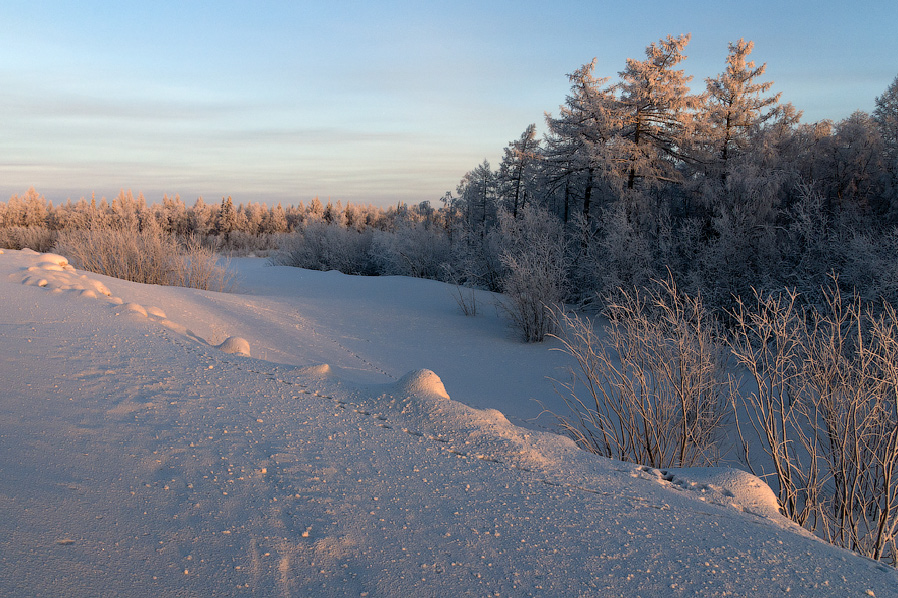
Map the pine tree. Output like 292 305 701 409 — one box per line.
215 196 237 237
543 59 621 221
617 34 701 190
497 124 541 219
703 39 782 179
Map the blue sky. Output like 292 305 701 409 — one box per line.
1 0 896 208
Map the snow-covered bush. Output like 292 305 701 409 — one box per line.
444 224 504 293
496 206 568 342
838 229 898 307
551 275 732 467
0 226 56 252
591 200 657 299
55 227 234 291
213 230 288 257
272 222 375 275
369 222 450 279
172 236 236 292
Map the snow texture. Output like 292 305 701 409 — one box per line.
0 249 896 597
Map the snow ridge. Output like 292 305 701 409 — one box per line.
8 250 250 357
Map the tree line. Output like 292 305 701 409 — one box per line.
3 33 898 322
0 188 433 240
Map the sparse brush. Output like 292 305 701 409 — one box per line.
0 226 56 252
451 284 478 316
54 227 234 292
730 279 898 564
549 274 733 468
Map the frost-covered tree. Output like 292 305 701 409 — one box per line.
874 75 898 215
703 39 782 179
21 187 49 228
215 196 237 237
110 190 141 230
307 197 325 222
543 60 621 221
497 124 541 219
617 34 701 191
188 197 214 236
263 202 289 234
818 111 885 215
874 76 898 164
455 160 498 234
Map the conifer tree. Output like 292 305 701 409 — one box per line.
617 34 701 190
497 124 541 219
703 39 781 179
543 59 620 221
215 196 237 237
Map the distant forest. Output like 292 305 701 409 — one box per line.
3 35 898 319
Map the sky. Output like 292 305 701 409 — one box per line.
1 0 896 209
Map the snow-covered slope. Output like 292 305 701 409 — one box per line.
1 249 895 597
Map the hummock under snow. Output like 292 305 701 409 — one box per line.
1 249 896 597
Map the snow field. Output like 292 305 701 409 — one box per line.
1 249 896 597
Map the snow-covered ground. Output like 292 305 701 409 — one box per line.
1 249 896 597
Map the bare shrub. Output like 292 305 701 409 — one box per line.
440 264 478 316
551 275 732 468
731 282 898 563
450 284 478 316
0 226 56 252
728 288 818 525
55 227 234 291
172 236 237 292
497 206 568 342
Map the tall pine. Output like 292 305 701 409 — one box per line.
617 34 701 190
703 39 781 179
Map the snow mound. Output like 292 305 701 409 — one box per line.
218 336 251 356
6 250 248 359
117 302 148 317
10 253 110 297
658 467 782 519
365 371 570 472
395 368 450 400
296 363 333 378
158 319 188 335
37 253 69 266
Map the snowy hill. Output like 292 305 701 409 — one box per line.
1 248 896 597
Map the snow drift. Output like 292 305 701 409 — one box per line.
0 249 895 597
